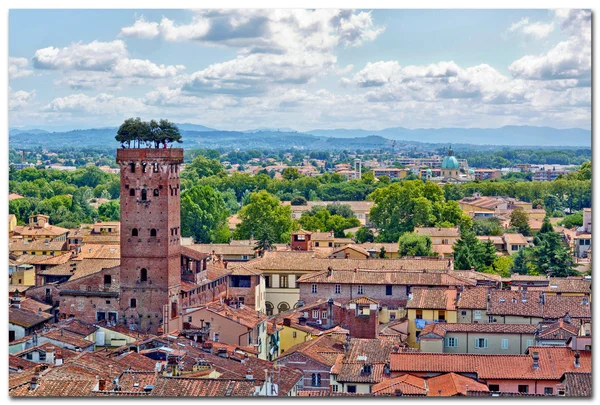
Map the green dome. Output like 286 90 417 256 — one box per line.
426 168 433 175
441 146 460 169
468 168 474 174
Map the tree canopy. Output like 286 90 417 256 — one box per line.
115 118 182 148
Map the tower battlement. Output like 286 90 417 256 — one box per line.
116 148 184 163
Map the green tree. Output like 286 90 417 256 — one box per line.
354 226 375 243
489 255 513 278
291 196 308 206
282 167 301 181
184 156 226 179
531 230 577 277
559 212 583 229
398 233 434 256
453 230 496 271
181 185 230 243
98 200 120 221
234 191 294 243
510 208 531 236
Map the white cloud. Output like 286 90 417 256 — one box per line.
123 10 382 96
521 22 555 39
508 17 554 39
43 93 145 115
112 59 185 78
118 16 160 39
509 9 590 80
31 39 186 90
9 57 33 79
33 40 127 70
9 88 36 110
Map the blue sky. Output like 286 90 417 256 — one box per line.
8 9 591 131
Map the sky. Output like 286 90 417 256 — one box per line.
8 9 591 132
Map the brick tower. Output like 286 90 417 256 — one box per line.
116 148 183 333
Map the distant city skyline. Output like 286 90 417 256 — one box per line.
9 9 591 131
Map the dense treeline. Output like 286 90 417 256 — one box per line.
454 148 591 168
9 166 120 228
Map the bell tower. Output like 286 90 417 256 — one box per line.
116 148 183 333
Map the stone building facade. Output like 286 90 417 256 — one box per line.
117 148 184 333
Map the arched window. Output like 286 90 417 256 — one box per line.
311 373 321 387
141 189 147 200
153 189 159 197
130 298 137 308
140 268 147 282
132 228 138 237
265 302 274 316
130 189 135 196
150 229 157 237
277 302 290 314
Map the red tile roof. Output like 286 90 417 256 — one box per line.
537 319 580 341
279 335 345 367
9 306 53 328
298 269 474 287
457 287 489 309
562 372 592 397
390 346 591 381
372 374 427 396
407 288 457 310
334 338 394 384
422 323 538 337
427 373 488 396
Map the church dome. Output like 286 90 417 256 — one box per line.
468 168 474 175
426 168 433 175
441 146 460 169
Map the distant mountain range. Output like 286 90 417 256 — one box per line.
8 124 591 150
306 126 591 147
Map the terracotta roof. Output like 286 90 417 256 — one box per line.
419 323 447 339
12 252 72 266
542 295 591 319
9 306 53 327
407 288 458 310
149 377 257 397
331 244 370 257
12 223 69 238
422 323 538 337
562 372 592 397
41 329 95 349
427 373 488 396
335 338 394 384
79 244 120 259
56 318 98 337
191 302 267 330
457 287 489 309
414 227 460 238
10 239 67 252
298 269 473 287
186 243 256 256
180 245 211 261
390 346 591 380
9 193 24 200
18 298 53 313
372 374 427 396
453 271 501 283
511 274 549 281
487 290 544 317
9 354 37 371
476 235 504 244
503 233 528 245
112 351 159 371
378 319 409 339
528 278 591 294
39 259 119 281
235 250 453 273
359 242 400 253
279 335 345 367
538 319 580 340
431 244 455 255
459 196 506 210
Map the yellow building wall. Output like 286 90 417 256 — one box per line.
407 309 457 348
10 268 36 286
278 325 311 353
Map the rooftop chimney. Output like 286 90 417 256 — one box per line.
29 377 39 390
327 267 333 277
245 369 254 380
98 379 107 391
532 351 539 369
574 351 580 368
